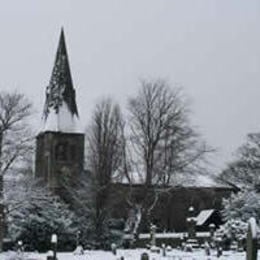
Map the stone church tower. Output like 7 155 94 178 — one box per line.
35 29 84 190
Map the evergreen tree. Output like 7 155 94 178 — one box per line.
222 189 260 223
214 219 248 249
6 176 76 252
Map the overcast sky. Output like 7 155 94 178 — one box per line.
0 0 259 171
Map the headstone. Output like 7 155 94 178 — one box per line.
186 206 200 251
17 240 24 254
46 251 54 260
111 243 117 255
204 241 210 256
246 217 258 260
73 245 84 255
181 241 186 251
185 243 193 252
187 206 196 239
51 234 58 260
150 224 156 247
162 243 166 257
150 224 160 253
141 252 149 260
216 246 222 258
150 245 160 253
166 245 172 252
209 223 215 240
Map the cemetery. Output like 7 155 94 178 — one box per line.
0 2 259 260
0 217 259 259
0 25 260 260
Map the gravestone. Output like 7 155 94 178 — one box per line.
150 224 156 247
73 245 84 255
187 206 196 239
150 224 160 252
246 217 258 260
216 246 222 258
111 243 117 255
186 206 199 250
162 243 166 257
204 241 210 256
166 245 172 252
46 251 55 260
141 252 149 260
209 223 215 244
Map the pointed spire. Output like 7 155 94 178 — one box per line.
43 28 79 120
42 29 81 133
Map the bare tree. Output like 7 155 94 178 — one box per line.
128 79 208 186
126 79 210 235
0 91 33 251
86 98 125 247
0 91 33 176
87 98 125 184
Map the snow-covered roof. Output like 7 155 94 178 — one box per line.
42 101 83 133
124 232 211 240
114 172 231 188
174 174 228 188
196 209 215 226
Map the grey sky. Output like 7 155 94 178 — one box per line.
0 0 259 171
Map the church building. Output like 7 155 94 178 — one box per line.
35 29 84 191
35 29 235 234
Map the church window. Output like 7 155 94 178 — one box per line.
70 144 77 161
55 142 68 161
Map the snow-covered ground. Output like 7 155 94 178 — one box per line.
1 249 258 260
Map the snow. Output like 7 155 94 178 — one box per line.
195 209 215 226
176 174 228 188
0 249 257 260
222 190 260 222
124 232 210 239
115 171 145 184
115 172 230 188
42 101 83 133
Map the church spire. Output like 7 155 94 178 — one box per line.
42 29 81 133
